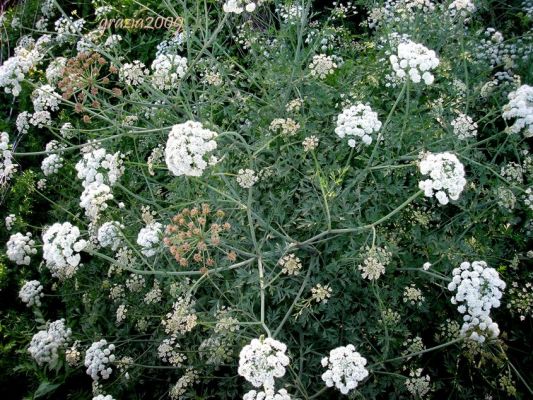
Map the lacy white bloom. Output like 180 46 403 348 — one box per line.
524 188 533 211
302 136 319 151
104 34 122 49
5 214 16 231
19 280 44 307
42 222 87 279
97 221 124 250
390 40 439 85
28 319 71 366
84 339 116 381
75 146 125 188
32 84 60 112
165 121 218 177
448 261 506 343
238 337 290 389
405 368 432 398
93 396 115 400
137 222 163 257
29 110 52 128
1 132 17 186
6 232 37 265
0 46 41 96
54 16 85 44
58 122 74 139
321 344 369 394
502 85 533 138
41 140 66 176
311 283 332 303
119 60 149 86
158 335 187 366
278 253 302 276
237 168 258 188
16 111 31 134
358 246 391 281
309 54 337 79
223 0 262 14
335 103 382 147
80 182 113 222
418 152 466 205
243 388 292 400
162 295 198 335
169 368 199 400
45 57 67 84
451 113 478 140
151 54 188 90
448 0 476 18
269 118 300 136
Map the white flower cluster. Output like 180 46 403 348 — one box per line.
524 188 533 211
137 222 163 257
45 57 67 84
80 182 113 222
223 0 262 14
32 84 60 112
321 344 369 394
93 396 115 400
162 295 198 335
237 168 258 188
16 111 31 134
104 34 122 49
6 232 37 265
169 368 199 399
0 44 41 96
85 339 116 381
156 33 186 57
448 261 506 343
119 60 149 86
1 132 17 186
418 152 466 205
5 214 17 231
60 122 75 139
97 221 124 250
19 280 44 307
41 140 66 176
476 28 531 68
29 110 52 128
42 222 87 279
238 337 290 390
389 40 439 85
309 54 337 79
54 16 85 44
151 54 188 90
358 246 392 281
269 118 300 136
451 113 478 140
448 0 476 18
158 335 187 366
276 4 304 24
165 121 218 177
243 388 292 400
405 368 432 398
502 84 533 138
76 146 125 187
368 0 435 29
28 319 71 366
335 103 382 147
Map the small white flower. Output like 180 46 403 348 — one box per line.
165 121 218 177
321 344 369 394
335 103 381 147
238 337 290 389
